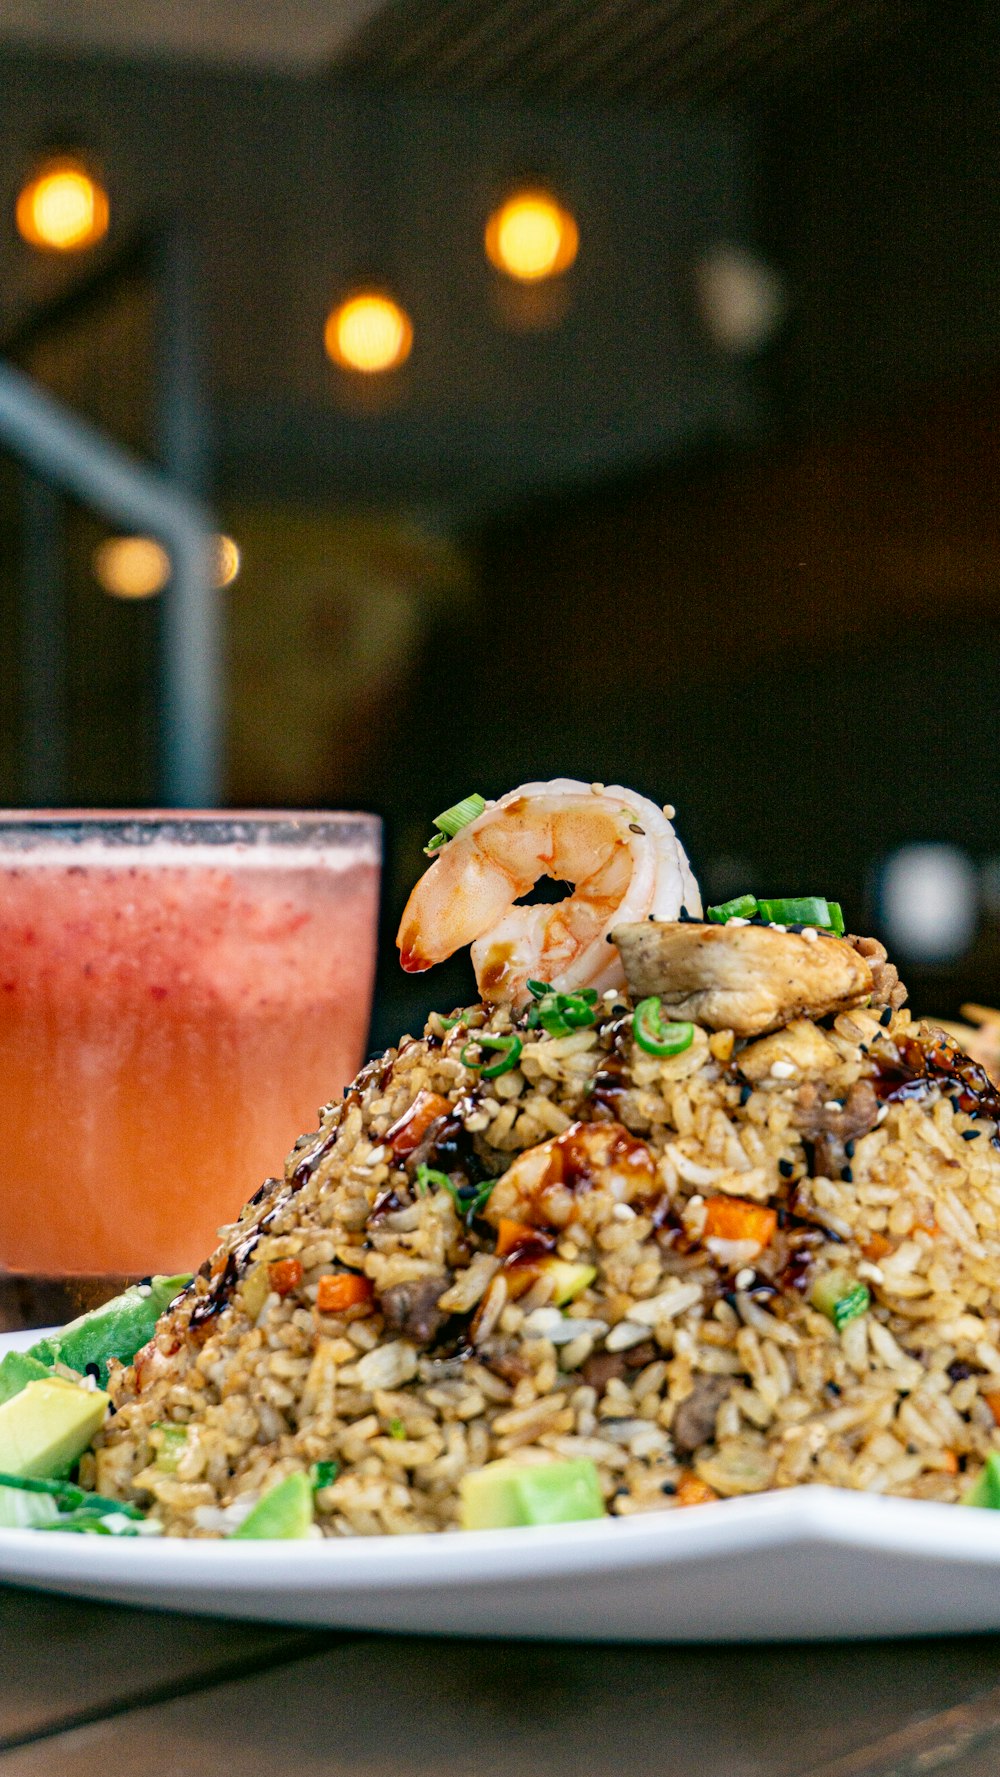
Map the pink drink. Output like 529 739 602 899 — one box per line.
0 816 379 1298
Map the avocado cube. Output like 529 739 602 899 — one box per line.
540 1259 598 1306
29 1273 191 1386
460 1458 606 1530
0 1379 109 1479
0 1350 52 1408
232 1471 314 1540
963 1451 1000 1509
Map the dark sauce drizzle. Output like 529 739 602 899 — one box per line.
872 1033 1000 1143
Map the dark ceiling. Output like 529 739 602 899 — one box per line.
337 0 929 106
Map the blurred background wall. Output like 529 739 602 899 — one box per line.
0 0 997 1043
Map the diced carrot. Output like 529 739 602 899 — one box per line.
209 1253 227 1279
916 1220 942 1238
675 1472 719 1507
495 1218 538 1257
268 1257 303 1297
982 1390 1000 1426
385 1090 452 1157
702 1197 777 1249
941 1450 959 1475
862 1234 893 1262
316 1272 373 1314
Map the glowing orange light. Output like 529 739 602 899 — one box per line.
485 190 578 283
16 157 109 252
324 293 413 374
93 533 241 599
215 534 241 586
93 536 170 600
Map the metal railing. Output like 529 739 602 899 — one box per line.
0 358 221 807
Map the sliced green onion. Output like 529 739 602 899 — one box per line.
414 1162 495 1222
632 998 695 1057
423 832 448 856
424 793 486 855
389 1418 407 1440
414 1163 450 1197
153 1423 189 1474
707 894 758 923
810 1270 870 1331
440 1009 473 1030
526 979 553 999
311 1460 339 1490
757 896 831 928
527 990 599 1037
460 1032 523 1078
826 901 845 936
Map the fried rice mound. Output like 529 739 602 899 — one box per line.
90 963 1000 1536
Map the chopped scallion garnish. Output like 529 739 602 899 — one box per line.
423 793 486 855
460 1032 523 1078
526 989 599 1037
707 894 758 923
414 1162 495 1222
389 1418 407 1440
311 1460 339 1491
632 998 695 1058
757 896 832 928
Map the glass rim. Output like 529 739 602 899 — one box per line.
0 810 381 849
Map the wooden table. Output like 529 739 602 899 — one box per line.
0 1586 999 1776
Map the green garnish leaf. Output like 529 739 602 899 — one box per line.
632 998 695 1058
0 1470 145 1519
423 794 486 855
460 1032 523 1079
526 979 553 999
707 895 758 923
310 1460 339 1491
389 1418 407 1440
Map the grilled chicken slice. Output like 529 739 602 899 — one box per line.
612 921 874 1037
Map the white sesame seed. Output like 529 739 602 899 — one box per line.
603 987 620 1001
876 1105 889 1124
662 804 676 819
824 1100 842 1112
612 1202 637 1222
801 926 819 942
728 916 751 927
735 1267 756 1290
768 923 788 933
590 782 605 794
366 1145 387 1165
770 1060 797 1079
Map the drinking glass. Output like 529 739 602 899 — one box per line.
0 812 380 1327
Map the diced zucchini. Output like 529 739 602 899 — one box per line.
810 1270 870 1331
541 1259 597 1306
232 1471 314 1540
152 1423 189 1474
963 1451 1000 1509
460 1457 606 1530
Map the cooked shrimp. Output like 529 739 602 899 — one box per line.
397 778 701 1005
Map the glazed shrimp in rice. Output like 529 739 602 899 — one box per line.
397 778 701 1006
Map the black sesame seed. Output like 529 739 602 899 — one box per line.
84 1362 100 1379
948 1360 975 1382
660 1481 678 1495
778 1159 794 1178
879 1006 892 1027
859 1044 869 1055
962 1129 981 1141
825 1381 842 1398
845 1139 856 1159
739 1084 752 1106
629 823 645 835
841 1165 854 1182
679 906 693 922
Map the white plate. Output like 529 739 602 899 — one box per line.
2 1329 1000 1641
